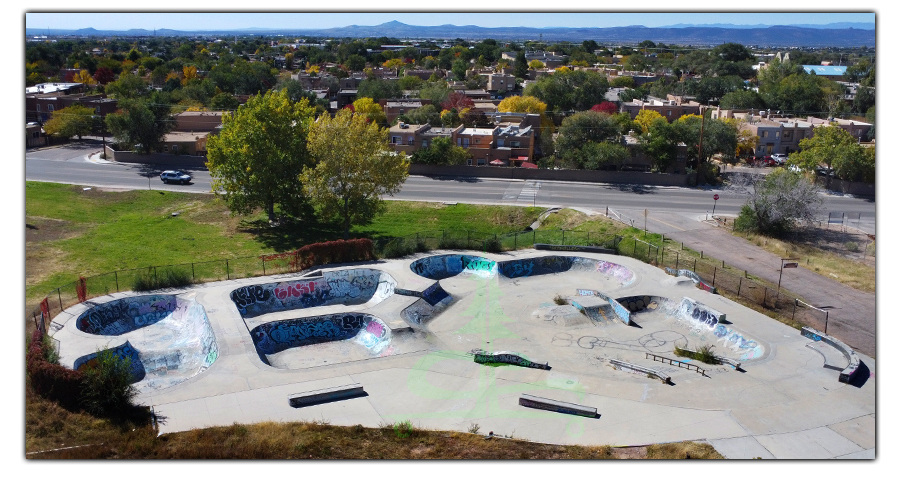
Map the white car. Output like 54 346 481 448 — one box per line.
160 170 192 184
771 154 788 165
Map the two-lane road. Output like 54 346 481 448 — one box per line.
25 144 876 235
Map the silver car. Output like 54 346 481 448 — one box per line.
160 170 192 184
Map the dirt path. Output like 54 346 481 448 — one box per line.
665 225 876 358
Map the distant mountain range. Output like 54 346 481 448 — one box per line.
659 22 874 30
25 21 876 47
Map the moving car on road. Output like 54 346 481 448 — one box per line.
160 170 192 185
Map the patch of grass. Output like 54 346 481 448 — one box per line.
674 345 721 365
553 294 568 305
646 441 723 459
732 229 874 293
131 268 194 292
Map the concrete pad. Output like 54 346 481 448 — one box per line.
834 448 875 459
51 250 875 457
708 436 776 459
828 414 876 449
754 426 864 459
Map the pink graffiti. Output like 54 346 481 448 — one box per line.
274 280 317 301
379 346 395 357
366 320 384 337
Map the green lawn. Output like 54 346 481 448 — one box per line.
25 182 542 302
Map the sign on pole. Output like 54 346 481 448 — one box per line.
783 262 799 269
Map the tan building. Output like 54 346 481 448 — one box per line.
385 118 535 166
620 96 702 121
174 111 223 132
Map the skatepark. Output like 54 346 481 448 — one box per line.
47 249 875 459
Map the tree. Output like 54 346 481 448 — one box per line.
419 80 452 105
556 111 623 169
442 91 475 112
345 54 366 71
498 95 547 115
302 108 410 239
563 141 629 170
514 51 528 79
411 136 471 165
210 92 240 111
634 109 664 133
528 59 545 70
524 70 610 112
181 65 198 85
104 72 148 99
93 66 116 85
74 69 97 88
357 78 401 102
400 104 440 126
789 125 873 181
105 93 173 154
352 97 387 125
452 59 468 81
640 117 680 172
731 170 824 237
206 90 315 222
43 104 95 140
591 102 618 115
719 89 766 110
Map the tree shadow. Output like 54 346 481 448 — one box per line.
239 217 346 252
427 175 483 183
607 183 658 195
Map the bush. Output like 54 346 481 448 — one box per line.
27 330 84 410
297 238 375 268
673 344 720 365
79 348 138 417
483 236 502 253
438 236 468 250
845 241 859 252
132 268 193 291
382 239 413 259
553 294 568 305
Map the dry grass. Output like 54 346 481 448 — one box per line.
25 392 718 459
539 209 624 234
736 228 875 293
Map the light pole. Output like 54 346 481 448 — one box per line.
777 257 799 299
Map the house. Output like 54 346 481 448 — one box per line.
385 115 535 166
620 95 701 121
26 123 47 148
739 115 814 157
381 99 428 124
337 89 358 109
158 111 224 156
480 72 516 92
803 116 872 142
802 65 847 81
26 92 117 124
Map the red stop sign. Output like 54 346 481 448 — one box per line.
713 194 720 201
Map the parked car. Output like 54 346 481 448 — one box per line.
753 156 776 167
771 153 788 165
160 170 192 184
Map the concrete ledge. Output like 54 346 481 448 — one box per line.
519 394 597 418
534 243 617 254
717 357 742 370
609 359 672 384
474 351 550 370
801 327 860 383
288 383 365 407
665 268 717 294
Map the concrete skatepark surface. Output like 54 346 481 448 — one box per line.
48 249 875 459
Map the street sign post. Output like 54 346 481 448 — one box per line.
777 258 800 297
712 194 719 215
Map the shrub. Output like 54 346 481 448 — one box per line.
382 239 413 259
845 241 859 252
553 294 568 305
673 344 720 365
297 238 375 269
483 237 502 253
132 268 193 291
438 236 467 250
79 347 138 417
414 236 429 253
27 330 83 410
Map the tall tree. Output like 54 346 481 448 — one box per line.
43 104 95 140
514 51 528 79
104 92 173 154
206 90 315 222
411 137 471 165
302 109 410 239
789 125 873 181
731 170 824 237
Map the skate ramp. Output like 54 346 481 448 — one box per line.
230 268 397 318
498 256 635 287
73 295 219 392
249 313 392 365
410 254 497 280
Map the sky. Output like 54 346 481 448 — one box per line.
24 11 876 31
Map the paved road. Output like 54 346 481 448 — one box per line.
25 144 876 235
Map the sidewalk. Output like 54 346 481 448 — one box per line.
664 225 876 358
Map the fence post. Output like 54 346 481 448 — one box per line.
738 276 742 296
701 250 703 259
467 230 470 247
712 267 717 287
693 258 696 272
675 253 679 270
262 258 266 275
533 229 536 244
825 311 829 334
633 239 637 255
763 288 768 307
115 271 119 292
154 266 158 283
226 259 230 280
562 229 565 244
792 299 798 321
58 288 62 310
192 262 195 280
514 232 517 250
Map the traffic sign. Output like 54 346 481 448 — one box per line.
783 262 799 269
713 194 719 201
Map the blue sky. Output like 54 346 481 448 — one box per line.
25 11 875 31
